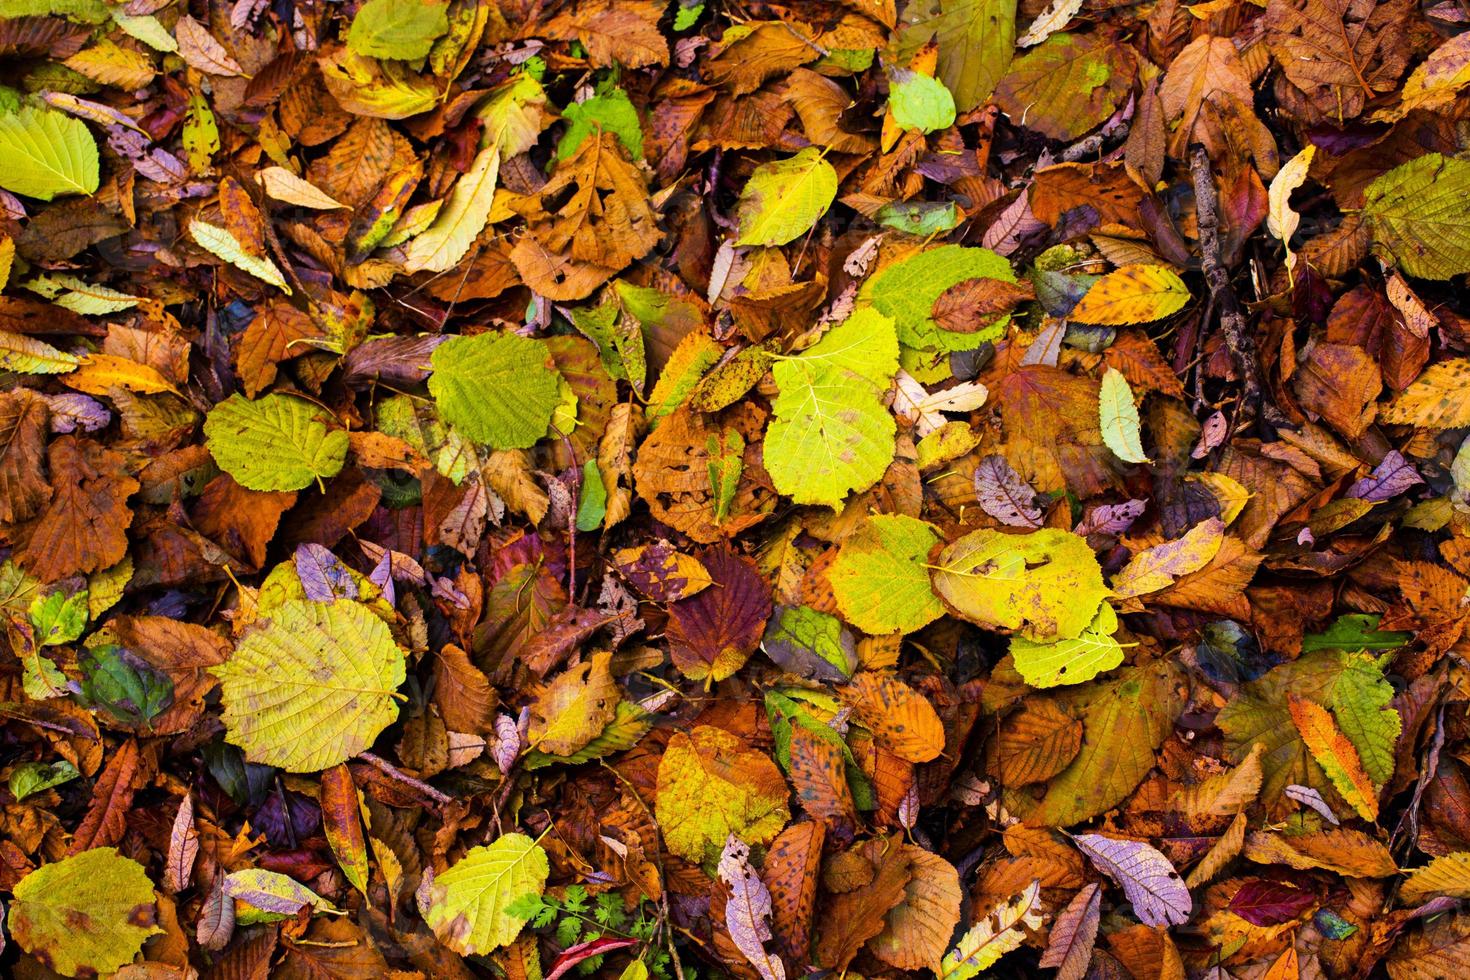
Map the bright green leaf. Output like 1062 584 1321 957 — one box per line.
764 309 898 508
204 393 348 491
0 106 99 201
429 331 561 449
931 527 1108 641
8 759 79 801
559 87 643 160
1362 153 1470 280
1009 602 1123 688
189 219 292 294
828 514 944 635
863 244 1018 350
1098 367 1151 464
347 0 450 61
889 69 956 132
419 833 550 955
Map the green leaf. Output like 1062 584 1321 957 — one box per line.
347 0 449 60
1301 613 1411 654
1218 649 1399 806
559 87 643 161
8 759 79 800
78 644 174 727
828 514 944 635
889 69 956 132
419 833 550 955
1362 153 1470 280
1009 602 1123 688
204 393 348 491
994 32 1120 141
575 459 606 532
899 0 1016 112
403 145 501 273
28 586 87 646
429 332 562 449
734 147 838 246
764 309 898 508
875 199 962 236
212 599 407 772
10 848 161 977
940 881 1044 979
0 106 99 200
931 527 1108 641
706 427 744 525
863 245 1018 350
761 605 857 681
189 219 292 294
1098 367 1151 464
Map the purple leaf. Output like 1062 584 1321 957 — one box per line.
717 835 786 980
1039 882 1101 980
1228 878 1317 926
294 543 357 602
973 454 1043 528
1075 498 1147 536
44 393 110 433
1073 833 1191 927
1347 450 1423 502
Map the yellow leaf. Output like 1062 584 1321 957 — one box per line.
527 651 619 756
1268 144 1316 280
256 167 347 210
404 145 502 273
1112 517 1225 599
1070 264 1190 325
1400 852 1470 905
64 354 178 396
190 219 292 294
1288 695 1379 822
655 726 789 864
1379 358 1470 429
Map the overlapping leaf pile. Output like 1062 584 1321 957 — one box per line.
4 0 1470 976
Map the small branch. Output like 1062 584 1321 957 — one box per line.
1189 146 1290 434
357 751 452 805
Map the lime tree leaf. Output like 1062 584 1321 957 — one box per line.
189 219 292 294
900 0 1017 112
0 106 99 201
828 514 944 635
212 599 407 772
1069 264 1190 325
931 527 1108 641
0 330 79 374
204 393 348 491
429 332 562 448
404 144 501 273
1097 367 1150 464
735 147 838 246
10 847 161 977
1010 602 1123 688
1362 153 1470 280
764 309 898 508
863 244 1018 350
418 833 550 955
347 0 449 60
889 69 956 132
655 725 790 864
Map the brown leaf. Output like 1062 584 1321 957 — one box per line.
813 834 913 971
21 436 138 582
0 388 50 524
932 277 1036 334
69 738 145 855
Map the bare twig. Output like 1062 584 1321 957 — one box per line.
1189 146 1291 435
358 751 452 805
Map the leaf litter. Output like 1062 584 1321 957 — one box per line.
2 0 1470 977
